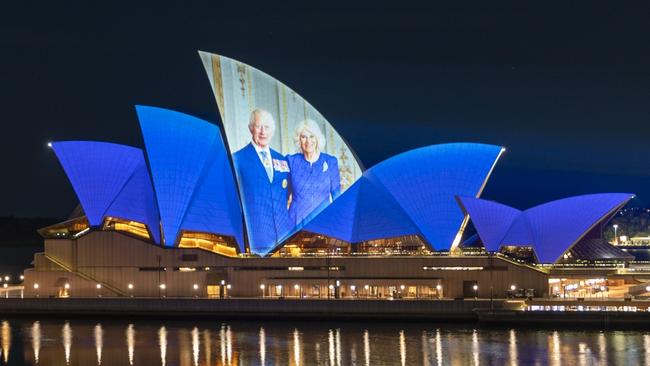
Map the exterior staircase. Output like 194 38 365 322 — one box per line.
44 254 127 296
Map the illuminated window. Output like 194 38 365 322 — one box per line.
179 231 238 257
38 217 89 239
356 235 429 255
103 217 151 240
274 231 351 257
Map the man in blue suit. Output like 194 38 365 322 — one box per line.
233 109 292 254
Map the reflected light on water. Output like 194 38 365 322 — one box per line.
421 331 430 365
203 329 212 366
220 324 226 365
226 325 232 364
158 326 167 366
3 319 647 365
399 330 406 366
192 327 199 366
1 321 10 364
645 334 650 366
62 322 72 365
578 342 588 366
472 329 479 366
328 329 334 366
509 329 517 366
435 329 442 366
598 333 606 366
259 327 266 366
363 330 370 366
31 321 40 365
335 329 341 366
293 328 300 366
94 324 103 365
126 324 135 366
550 330 561 366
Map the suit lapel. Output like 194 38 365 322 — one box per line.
243 143 268 180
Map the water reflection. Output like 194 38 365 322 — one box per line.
191 327 199 366
293 328 300 366
226 324 232 364
220 324 226 365
598 332 606 366
259 327 266 365
203 329 212 366
62 322 72 365
335 328 341 366
126 324 135 366
31 321 40 365
158 326 167 366
363 330 369 366
472 329 479 366
399 330 405 366
94 324 103 365
509 329 517 366
549 330 560 366
1 320 10 364
435 329 442 366
2 319 650 365
326 329 333 365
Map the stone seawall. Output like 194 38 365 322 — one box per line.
0 298 504 320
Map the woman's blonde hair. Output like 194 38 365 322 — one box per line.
294 119 326 152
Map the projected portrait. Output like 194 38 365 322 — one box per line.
200 52 363 254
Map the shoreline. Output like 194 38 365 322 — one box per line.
2 297 650 326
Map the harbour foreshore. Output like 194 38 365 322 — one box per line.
4 298 650 326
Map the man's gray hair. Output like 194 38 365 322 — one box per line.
248 108 276 130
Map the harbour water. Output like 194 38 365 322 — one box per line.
0 318 649 365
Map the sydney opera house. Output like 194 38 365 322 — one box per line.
23 52 647 300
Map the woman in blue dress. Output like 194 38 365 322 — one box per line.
287 119 341 225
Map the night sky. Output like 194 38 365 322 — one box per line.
2 3 650 218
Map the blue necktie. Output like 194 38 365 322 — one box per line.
260 151 273 182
